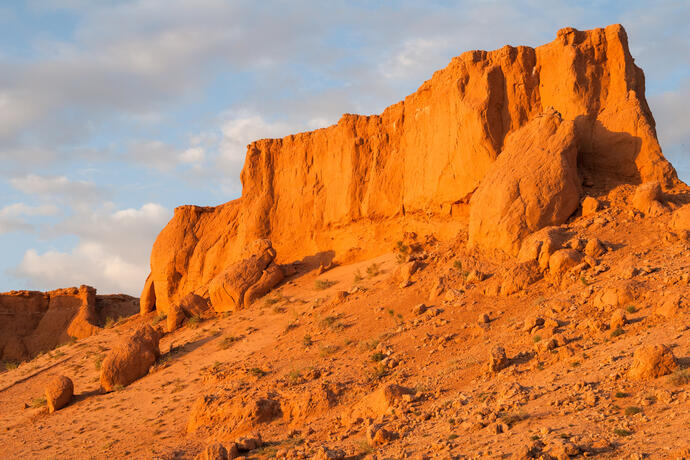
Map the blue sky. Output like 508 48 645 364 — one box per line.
0 0 688 295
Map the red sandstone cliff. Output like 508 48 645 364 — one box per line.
144 24 679 314
0 286 139 362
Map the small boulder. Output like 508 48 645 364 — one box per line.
581 196 600 216
366 424 398 447
100 324 161 392
670 204 690 234
628 344 678 380
45 375 74 413
631 181 665 216
487 346 509 373
584 238 605 258
609 309 628 330
548 249 583 278
501 261 542 296
194 442 229 460
412 303 428 315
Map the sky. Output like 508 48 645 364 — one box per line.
0 0 689 296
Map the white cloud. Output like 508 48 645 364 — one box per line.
0 202 60 235
10 174 105 205
178 146 205 164
11 202 171 295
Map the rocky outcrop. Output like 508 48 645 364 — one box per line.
144 24 679 314
0 286 139 362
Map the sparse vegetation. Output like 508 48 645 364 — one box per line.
453 260 463 271
533 335 542 343
625 406 642 416
248 367 267 378
353 269 364 283
104 316 116 328
614 428 633 437
314 279 337 290
319 344 340 357
218 335 240 350
610 327 625 337
614 391 629 398
366 262 381 277
626 305 638 313
395 241 409 263
319 314 345 331
370 351 386 362
302 334 313 347
151 313 167 326
94 354 105 371
188 315 202 328
30 396 46 408
4 361 18 371
670 369 689 386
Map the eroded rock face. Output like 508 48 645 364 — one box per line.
628 344 678 380
145 24 678 313
208 240 282 313
468 111 581 254
100 324 161 392
0 286 139 362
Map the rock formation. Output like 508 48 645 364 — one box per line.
45 375 74 413
0 286 139 362
144 24 679 314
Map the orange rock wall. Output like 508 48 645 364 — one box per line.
0 286 139 362
147 24 678 313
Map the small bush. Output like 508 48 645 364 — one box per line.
4 361 18 371
151 313 167 326
320 314 344 331
670 369 690 386
302 335 313 347
30 396 46 408
104 316 116 328
614 391 629 398
248 367 266 378
353 269 364 283
370 351 386 362
94 354 105 371
314 279 337 290
453 260 463 271
218 336 240 350
366 263 381 278
188 315 202 328
610 327 624 337
395 241 409 264
625 406 642 416
113 384 125 392
319 344 340 357
533 335 542 343
626 305 638 314
614 428 633 437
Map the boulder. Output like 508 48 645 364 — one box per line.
631 181 665 216
100 325 161 392
628 344 678 380
581 196 600 216
609 309 628 330
501 261 542 296
194 443 228 460
45 375 74 413
487 346 509 373
469 110 581 255
670 204 690 233
548 249 583 277
584 238 606 257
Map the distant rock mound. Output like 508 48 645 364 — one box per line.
0 286 139 362
144 24 680 314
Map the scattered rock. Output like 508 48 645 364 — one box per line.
631 181 665 216
628 344 678 380
487 346 509 373
194 442 229 460
413 303 428 316
549 249 583 278
501 261 543 296
584 238 606 258
366 423 398 447
45 375 73 413
609 309 628 330
581 196 600 216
